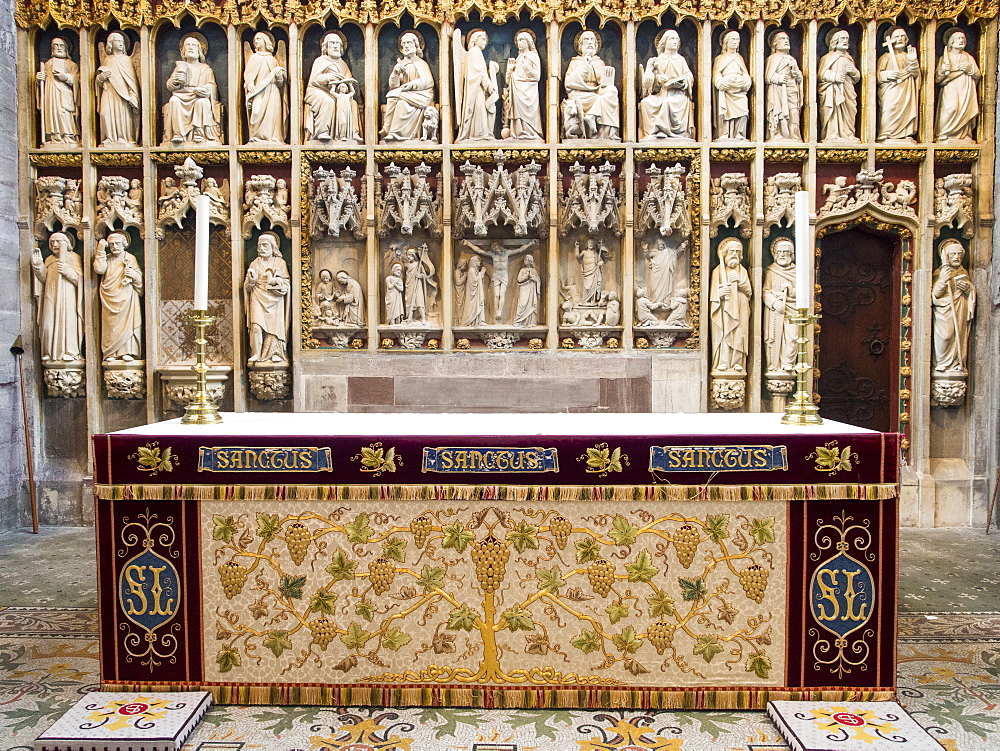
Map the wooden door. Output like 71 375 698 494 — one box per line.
816 226 900 432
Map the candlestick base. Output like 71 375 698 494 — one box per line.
781 309 823 426
181 310 222 425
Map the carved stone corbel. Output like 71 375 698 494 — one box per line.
42 361 85 398
96 175 143 237
636 163 691 238
242 173 291 239
33 176 82 240
933 174 974 239
709 173 751 238
103 360 146 399
155 157 230 240
763 173 801 234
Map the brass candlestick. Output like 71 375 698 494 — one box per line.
781 308 823 426
181 310 222 425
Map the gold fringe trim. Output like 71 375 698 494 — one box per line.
100 681 895 710
94 483 898 503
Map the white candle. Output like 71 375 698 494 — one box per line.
794 190 810 311
194 194 210 311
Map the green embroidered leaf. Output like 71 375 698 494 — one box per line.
748 518 776 545
355 600 376 621
160 448 173 471
838 446 853 472
212 515 238 543
575 537 602 563
256 512 281 542
447 605 478 632
360 446 383 468
502 605 534 632
626 551 658 583
441 522 475 553
263 630 292 659
647 590 676 618
609 514 639 546
704 514 730 544
679 577 707 602
746 650 772 679
344 513 374 544
383 537 407 563
815 446 838 466
536 566 565 593
416 565 446 593
507 520 539 554
612 626 642 654
216 645 241 673
383 626 411 652
694 634 723 663
325 551 357 582
586 447 609 469
279 575 306 600
571 630 601 654
137 446 158 467
606 600 629 624
341 622 371 650
308 589 337 615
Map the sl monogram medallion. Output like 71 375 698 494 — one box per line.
809 513 876 679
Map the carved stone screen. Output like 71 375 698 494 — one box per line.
13 0 999 527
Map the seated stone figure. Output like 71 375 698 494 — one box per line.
561 30 619 141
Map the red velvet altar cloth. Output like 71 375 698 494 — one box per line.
93 413 899 710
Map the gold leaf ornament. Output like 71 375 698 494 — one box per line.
129 443 177 476
578 443 629 476
352 442 401 477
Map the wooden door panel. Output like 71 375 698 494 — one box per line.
817 227 899 432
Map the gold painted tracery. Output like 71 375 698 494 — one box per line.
16 0 998 29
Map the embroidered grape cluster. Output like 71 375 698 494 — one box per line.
410 515 432 548
219 561 249 599
309 617 336 649
739 564 769 603
587 559 616 597
673 524 700 569
470 534 510 593
549 514 572 549
368 557 396 595
285 522 311 565
647 620 676 655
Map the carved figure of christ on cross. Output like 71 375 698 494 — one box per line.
460 238 538 323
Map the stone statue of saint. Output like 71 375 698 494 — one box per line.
574 238 610 305
876 26 920 142
36 37 80 146
713 31 751 140
638 29 695 140
764 31 802 141
385 263 405 325
460 239 537 323
709 237 752 373
30 232 84 362
931 239 976 374
162 34 222 146
96 32 139 147
644 238 678 306
762 237 797 376
380 31 436 144
503 30 543 140
244 232 289 363
94 232 143 363
332 270 364 326
818 29 861 142
562 30 620 140
935 29 981 143
453 29 499 142
514 256 540 327
459 255 489 326
315 268 336 322
403 245 437 323
243 31 287 144
304 31 362 144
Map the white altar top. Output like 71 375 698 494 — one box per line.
114 412 876 437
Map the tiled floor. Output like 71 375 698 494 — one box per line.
1 525 999 750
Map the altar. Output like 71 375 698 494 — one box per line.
93 413 898 710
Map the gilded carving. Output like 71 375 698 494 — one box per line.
306 149 367 164
90 152 143 167
763 148 807 163
374 150 443 165
935 148 979 163
873 148 926 163
453 148 548 164
29 153 82 167
236 150 293 164
710 148 754 162
815 148 867 163
150 150 228 164
557 149 624 163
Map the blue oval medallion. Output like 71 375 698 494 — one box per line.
809 551 874 638
118 548 181 633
